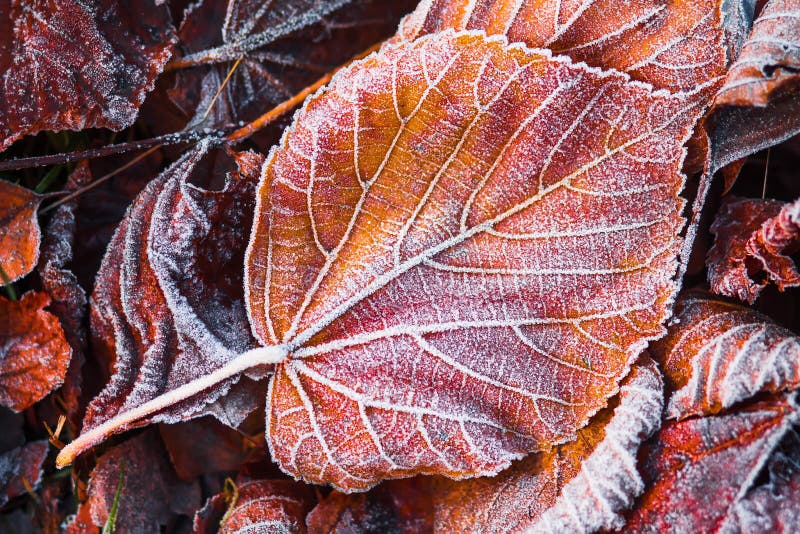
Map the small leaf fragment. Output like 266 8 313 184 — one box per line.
0 291 71 411
0 440 48 507
708 196 800 303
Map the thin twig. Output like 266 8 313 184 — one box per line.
762 147 771 199
40 146 161 214
0 131 225 172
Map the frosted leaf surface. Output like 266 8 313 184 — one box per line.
0 291 71 412
170 0 416 130
84 142 264 443
622 393 800 532
650 293 800 420
0 0 176 151
246 31 709 491
710 0 800 170
708 196 800 303
306 357 663 533
0 180 45 283
393 0 730 92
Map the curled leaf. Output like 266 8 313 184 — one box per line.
193 479 316 534
651 293 800 420
623 393 800 532
708 196 800 303
308 357 663 533
710 0 800 170
0 180 45 283
0 0 176 151
0 291 71 411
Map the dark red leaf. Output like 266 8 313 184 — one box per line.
0 291 71 411
193 479 316 534
708 196 800 303
0 0 176 151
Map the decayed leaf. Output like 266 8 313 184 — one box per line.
394 0 730 92
710 0 800 170
0 440 48 507
37 162 91 423
247 30 705 491
307 357 663 533
651 293 800 420
0 180 46 283
708 196 800 303
0 291 71 411
59 30 710 489
170 0 416 130
622 393 800 532
82 142 265 443
193 479 316 533
0 0 176 151
79 430 199 532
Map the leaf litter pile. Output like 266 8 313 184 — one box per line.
1 0 800 532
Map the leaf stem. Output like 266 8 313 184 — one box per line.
55 344 290 468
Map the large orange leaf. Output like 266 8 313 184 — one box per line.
394 0 730 92
59 31 709 489
0 291 71 411
246 31 703 491
650 293 800 420
307 357 663 532
622 393 800 532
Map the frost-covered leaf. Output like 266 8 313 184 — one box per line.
395 0 730 92
622 393 800 532
82 142 265 440
78 430 200 532
246 30 704 491
307 357 663 533
0 440 47 507
193 479 316 534
170 0 416 130
0 0 176 151
0 180 46 283
0 291 71 411
708 196 800 303
710 0 800 170
651 293 800 420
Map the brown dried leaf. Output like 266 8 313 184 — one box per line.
0 0 176 151
708 196 800 303
0 180 45 283
651 293 800 420
622 393 800 532
193 479 316 534
0 291 71 411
